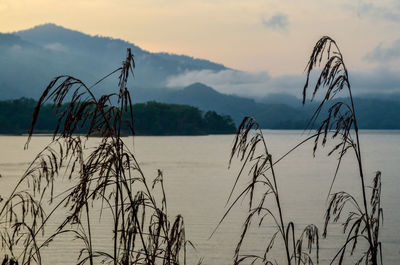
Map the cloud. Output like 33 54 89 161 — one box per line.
364 39 400 62
166 67 400 100
355 2 400 22
44 42 67 52
351 68 400 95
166 69 303 98
9 44 23 52
299 68 400 97
167 69 270 86
261 13 289 30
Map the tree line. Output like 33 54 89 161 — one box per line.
0 98 236 135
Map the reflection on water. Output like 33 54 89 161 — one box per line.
0 131 399 264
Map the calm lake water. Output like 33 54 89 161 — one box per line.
0 131 399 264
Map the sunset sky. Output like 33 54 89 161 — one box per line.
1 0 400 77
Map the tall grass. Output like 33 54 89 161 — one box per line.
0 37 384 265
214 116 319 265
0 49 191 265
218 36 383 265
302 36 383 265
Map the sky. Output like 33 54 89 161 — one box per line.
1 0 400 97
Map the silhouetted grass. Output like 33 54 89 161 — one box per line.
0 49 193 265
302 36 383 265
0 37 385 265
214 116 319 265
215 36 383 265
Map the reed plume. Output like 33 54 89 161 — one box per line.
216 117 319 265
303 36 383 265
0 48 192 265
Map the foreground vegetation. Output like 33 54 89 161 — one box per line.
0 37 384 265
215 36 383 265
0 98 235 135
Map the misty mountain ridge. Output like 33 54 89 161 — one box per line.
151 83 400 129
0 23 399 129
16 24 226 71
1 23 398 102
0 23 226 99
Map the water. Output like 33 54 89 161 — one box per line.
0 131 399 264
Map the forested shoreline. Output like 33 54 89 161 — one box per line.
0 98 236 135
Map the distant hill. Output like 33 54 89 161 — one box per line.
0 23 226 99
144 83 306 128
139 83 400 129
352 98 400 129
159 83 260 121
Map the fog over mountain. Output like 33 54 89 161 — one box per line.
1 23 399 101
1 24 400 129
1 23 226 99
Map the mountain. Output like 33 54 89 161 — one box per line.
159 83 259 121
0 23 226 99
149 83 308 127
1 24 399 129
0 24 308 128
140 83 400 129
356 92 400 103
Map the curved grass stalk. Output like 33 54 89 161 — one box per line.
0 48 191 265
218 116 319 265
303 36 383 265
